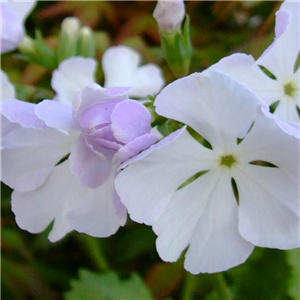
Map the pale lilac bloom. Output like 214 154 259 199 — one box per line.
1 84 157 242
1 0 36 53
116 71 300 274
153 0 185 32
1 70 16 100
210 1 299 123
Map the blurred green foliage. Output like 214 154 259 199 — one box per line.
1 1 299 300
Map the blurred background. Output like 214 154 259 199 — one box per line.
1 1 299 300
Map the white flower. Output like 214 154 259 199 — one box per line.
102 45 165 98
116 71 300 274
153 0 185 32
1 70 16 100
1 0 36 53
51 46 165 102
210 1 299 123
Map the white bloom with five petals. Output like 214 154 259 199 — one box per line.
210 1 299 123
115 70 300 274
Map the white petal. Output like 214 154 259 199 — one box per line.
129 64 165 98
1 70 16 100
154 170 253 274
155 71 263 149
4 0 36 23
103 45 165 98
115 129 214 225
103 45 140 88
237 107 300 184
51 56 97 106
12 161 80 242
258 2 299 81
235 165 300 249
273 99 300 123
68 169 127 238
210 53 282 106
1 127 73 191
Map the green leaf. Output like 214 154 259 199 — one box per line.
228 248 292 300
65 270 154 300
287 248 300 299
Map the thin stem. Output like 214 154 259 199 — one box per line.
79 234 109 272
182 272 197 300
213 273 233 300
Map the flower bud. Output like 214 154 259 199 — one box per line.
77 26 96 58
153 0 185 32
57 17 81 63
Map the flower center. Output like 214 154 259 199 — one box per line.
220 155 237 168
284 82 297 98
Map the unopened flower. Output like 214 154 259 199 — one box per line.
116 71 300 274
153 0 185 32
1 70 15 100
210 1 299 123
1 85 157 242
1 0 36 53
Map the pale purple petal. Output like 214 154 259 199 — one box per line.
1 3 24 53
69 136 112 188
68 170 127 238
235 165 300 249
1 70 16 100
115 129 214 225
155 71 263 149
51 57 97 106
154 171 253 274
73 84 130 124
79 99 122 129
12 161 81 242
113 133 157 165
35 100 78 132
1 127 73 191
1 99 47 130
111 100 151 144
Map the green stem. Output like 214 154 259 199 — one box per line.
182 272 197 300
79 234 109 272
213 273 233 300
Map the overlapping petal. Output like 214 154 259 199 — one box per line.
68 170 127 238
155 71 262 149
69 136 112 188
115 129 214 225
103 46 165 98
51 57 97 106
1 126 73 192
12 161 81 242
210 54 281 106
111 100 151 144
1 70 16 100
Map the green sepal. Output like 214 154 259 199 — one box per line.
18 31 57 70
160 15 192 78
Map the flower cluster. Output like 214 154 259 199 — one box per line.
1 0 299 275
